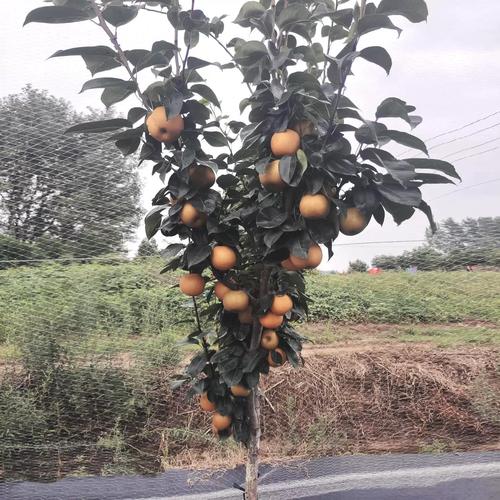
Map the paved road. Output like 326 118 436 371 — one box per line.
2 452 499 499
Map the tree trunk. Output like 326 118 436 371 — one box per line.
245 386 261 500
245 266 269 499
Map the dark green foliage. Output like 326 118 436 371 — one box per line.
0 87 142 262
373 218 500 270
347 259 368 273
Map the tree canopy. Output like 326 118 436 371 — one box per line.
0 86 141 262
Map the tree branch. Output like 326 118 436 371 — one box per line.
208 34 253 94
89 0 148 108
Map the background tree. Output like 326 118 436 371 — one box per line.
348 259 368 273
25 1 459 498
427 217 500 252
136 238 159 257
0 86 142 260
373 217 500 270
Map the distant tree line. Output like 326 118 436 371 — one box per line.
372 217 500 271
0 87 141 268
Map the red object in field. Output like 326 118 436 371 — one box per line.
368 267 382 275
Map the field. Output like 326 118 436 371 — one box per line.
0 261 499 481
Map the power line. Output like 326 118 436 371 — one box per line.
398 110 500 156
451 146 500 163
441 137 500 160
335 239 425 247
428 121 500 151
424 110 500 142
430 177 500 201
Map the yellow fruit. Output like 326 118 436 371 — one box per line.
339 207 370 236
146 106 184 143
259 312 283 329
214 282 231 300
188 164 215 190
299 194 330 219
260 329 279 350
238 307 253 325
289 244 323 269
211 246 237 271
230 385 251 397
270 294 293 315
179 273 205 297
259 160 286 192
268 348 287 368
223 290 249 312
292 120 316 137
212 412 232 431
270 129 301 157
281 258 301 271
180 202 207 228
200 392 216 412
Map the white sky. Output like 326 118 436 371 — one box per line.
1 0 499 271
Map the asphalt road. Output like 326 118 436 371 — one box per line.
2 451 499 499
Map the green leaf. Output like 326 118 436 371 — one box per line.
127 107 148 123
50 46 120 75
378 0 428 23
377 180 422 206
115 137 141 156
65 118 132 134
204 131 228 148
382 130 428 155
297 149 308 170
376 97 412 124
101 86 135 107
234 41 268 66
357 14 402 36
417 200 437 233
185 244 211 267
234 1 266 27
102 6 138 27
191 84 221 108
277 4 311 30
381 160 416 187
161 243 185 260
80 77 136 93
24 6 93 25
359 46 392 75
406 158 461 181
144 205 167 239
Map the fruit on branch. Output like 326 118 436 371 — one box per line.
339 207 370 236
179 273 205 297
238 307 253 325
211 245 237 271
223 290 250 312
214 281 231 300
200 392 216 412
260 329 279 350
281 258 301 271
180 202 207 228
212 412 232 431
289 244 323 269
230 385 251 397
146 106 184 143
259 312 283 329
292 120 316 137
299 194 330 219
259 160 286 192
268 347 287 368
270 129 301 157
188 164 216 190
270 294 293 315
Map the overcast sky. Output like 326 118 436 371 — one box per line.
1 0 499 271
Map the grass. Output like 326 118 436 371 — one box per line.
300 322 500 348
